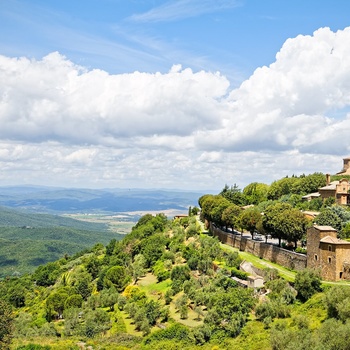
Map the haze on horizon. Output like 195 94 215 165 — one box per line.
1 0 350 192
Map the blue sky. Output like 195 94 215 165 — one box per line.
3 0 349 83
1 0 350 191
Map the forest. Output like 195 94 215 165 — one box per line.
2 172 350 349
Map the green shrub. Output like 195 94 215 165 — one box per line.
230 267 248 280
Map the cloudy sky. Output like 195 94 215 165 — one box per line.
1 0 350 191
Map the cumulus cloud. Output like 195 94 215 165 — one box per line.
0 52 229 145
200 27 350 153
1 26 350 189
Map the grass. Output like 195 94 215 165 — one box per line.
137 273 171 295
220 243 297 282
136 273 204 328
226 319 271 350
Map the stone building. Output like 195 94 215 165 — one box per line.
302 157 350 205
337 157 350 176
318 177 350 206
307 225 350 281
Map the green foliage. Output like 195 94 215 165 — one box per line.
230 267 248 280
267 173 326 201
243 182 269 205
144 323 191 344
239 208 262 235
221 204 241 231
152 260 170 282
104 266 131 292
262 202 308 246
82 309 111 338
220 184 246 206
64 294 83 310
170 265 191 285
0 300 14 349
324 285 350 320
314 207 343 231
225 251 242 268
294 269 322 302
141 234 168 268
33 262 61 287
0 225 121 278
267 177 299 200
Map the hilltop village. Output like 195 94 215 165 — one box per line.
203 157 350 282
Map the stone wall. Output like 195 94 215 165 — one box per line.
210 223 307 271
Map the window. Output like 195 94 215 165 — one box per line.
328 257 332 263
315 254 318 261
328 245 332 251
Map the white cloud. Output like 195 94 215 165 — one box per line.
2 26 350 189
0 52 229 146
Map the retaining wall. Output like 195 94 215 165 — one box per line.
210 223 307 271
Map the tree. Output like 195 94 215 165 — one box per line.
294 269 322 302
0 300 14 349
141 234 167 268
7 285 26 308
225 251 242 268
145 299 161 325
324 285 350 319
104 265 131 292
243 182 269 205
292 172 326 195
280 208 308 248
46 290 69 320
63 308 81 336
64 294 83 310
171 265 191 284
263 202 293 246
314 208 342 231
83 309 111 338
33 261 60 287
221 204 241 231
194 306 204 320
73 271 92 300
132 254 146 284
220 184 246 206
209 197 231 228
267 177 298 200
239 208 262 237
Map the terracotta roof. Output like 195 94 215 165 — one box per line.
320 235 350 245
319 181 338 190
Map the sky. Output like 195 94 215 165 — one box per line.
1 0 350 191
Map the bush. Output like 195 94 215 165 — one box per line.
294 269 322 302
144 323 191 344
295 247 307 254
230 267 248 280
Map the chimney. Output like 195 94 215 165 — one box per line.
326 173 330 185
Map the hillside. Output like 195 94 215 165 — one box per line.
0 213 344 350
0 205 108 230
0 206 124 277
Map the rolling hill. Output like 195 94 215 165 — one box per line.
0 206 123 277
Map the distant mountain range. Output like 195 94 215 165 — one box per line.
0 185 205 214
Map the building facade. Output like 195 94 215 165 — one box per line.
307 225 350 281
